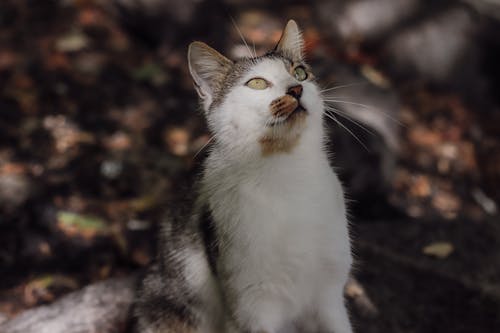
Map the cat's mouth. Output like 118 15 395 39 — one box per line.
260 96 307 155
268 95 307 127
270 105 306 127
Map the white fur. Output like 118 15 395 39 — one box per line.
183 248 226 333
199 57 353 332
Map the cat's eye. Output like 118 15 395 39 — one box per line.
294 66 308 81
246 78 269 90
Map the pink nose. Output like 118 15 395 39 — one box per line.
287 85 303 99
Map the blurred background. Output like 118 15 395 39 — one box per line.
0 0 499 332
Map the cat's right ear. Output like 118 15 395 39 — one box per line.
188 42 233 110
275 20 304 62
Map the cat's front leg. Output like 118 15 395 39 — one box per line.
226 290 288 333
316 283 353 333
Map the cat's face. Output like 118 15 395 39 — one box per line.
188 20 324 159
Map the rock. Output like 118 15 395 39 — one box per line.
315 0 485 89
314 0 420 43
0 173 32 214
463 0 500 20
0 312 8 325
382 5 478 84
0 276 137 333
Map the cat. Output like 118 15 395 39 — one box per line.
132 20 353 333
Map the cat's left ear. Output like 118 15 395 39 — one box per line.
188 41 233 111
275 20 304 62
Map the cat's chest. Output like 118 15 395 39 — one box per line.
210 167 347 306
239 176 340 241
212 162 346 263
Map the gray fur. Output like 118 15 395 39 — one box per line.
132 198 220 332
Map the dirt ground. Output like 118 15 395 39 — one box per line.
0 1 499 332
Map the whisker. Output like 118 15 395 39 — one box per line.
193 134 217 159
320 82 367 93
324 99 375 109
323 112 370 151
324 106 375 135
230 16 254 58
324 99 402 125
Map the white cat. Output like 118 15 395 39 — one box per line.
133 20 353 333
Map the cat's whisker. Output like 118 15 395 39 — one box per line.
323 99 375 109
320 82 367 93
323 106 375 135
193 134 218 159
323 111 370 151
230 16 254 58
323 99 402 125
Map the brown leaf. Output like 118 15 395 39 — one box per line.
164 127 190 156
432 189 461 219
24 275 79 306
57 211 110 240
103 132 132 151
409 175 431 198
56 31 90 52
408 125 441 147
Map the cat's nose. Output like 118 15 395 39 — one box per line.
287 85 303 99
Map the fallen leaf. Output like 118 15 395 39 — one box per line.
408 125 441 147
103 132 132 151
132 248 152 266
432 189 461 219
361 65 391 88
409 175 431 198
130 194 159 212
422 242 454 259
57 211 109 239
56 31 90 52
164 127 190 156
24 275 79 306
345 278 379 318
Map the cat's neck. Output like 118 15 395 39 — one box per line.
218 123 322 162
202 124 328 191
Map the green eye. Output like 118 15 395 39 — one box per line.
294 66 308 81
246 78 269 90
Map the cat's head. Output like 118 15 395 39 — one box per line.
188 20 324 159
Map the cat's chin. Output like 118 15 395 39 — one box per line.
258 107 307 156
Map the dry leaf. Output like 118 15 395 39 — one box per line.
432 190 461 219
57 211 109 239
361 65 391 88
132 248 152 266
56 31 89 52
164 127 190 156
24 275 79 306
422 242 454 259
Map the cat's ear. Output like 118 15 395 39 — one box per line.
275 20 304 62
188 41 233 110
